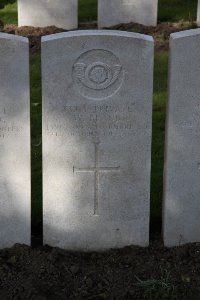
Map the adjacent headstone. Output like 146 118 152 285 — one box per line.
0 33 30 248
98 0 158 28
42 30 153 250
197 0 200 26
163 29 200 246
18 0 78 29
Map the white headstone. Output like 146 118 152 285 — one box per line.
197 0 200 26
163 29 200 246
18 0 78 29
0 33 30 248
98 0 158 28
42 30 153 250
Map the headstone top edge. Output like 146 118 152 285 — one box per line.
170 28 200 41
41 30 153 44
0 32 28 43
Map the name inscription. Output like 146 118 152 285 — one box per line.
46 102 149 138
0 106 23 138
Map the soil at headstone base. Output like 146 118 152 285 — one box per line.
0 20 198 53
0 235 200 299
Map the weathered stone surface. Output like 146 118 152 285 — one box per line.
18 0 78 29
0 33 30 248
98 0 158 28
163 29 200 247
42 30 153 250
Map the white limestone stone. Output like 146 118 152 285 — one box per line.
0 33 30 248
163 29 200 247
18 0 78 29
98 0 158 28
42 30 153 250
197 0 200 25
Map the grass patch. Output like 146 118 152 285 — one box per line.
0 1 17 24
151 51 168 230
135 268 174 298
79 0 97 22
30 54 42 235
158 0 197 22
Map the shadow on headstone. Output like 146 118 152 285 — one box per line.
0 33 30 249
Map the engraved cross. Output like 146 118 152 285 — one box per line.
73 142 120 215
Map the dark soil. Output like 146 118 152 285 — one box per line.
0 20 198 53
0 20 200 299
0 235 200 299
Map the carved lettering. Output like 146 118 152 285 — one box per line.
0 106 23 138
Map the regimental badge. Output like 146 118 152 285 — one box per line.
72 49 124 100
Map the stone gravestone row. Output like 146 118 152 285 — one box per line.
0 33 30 248
2 28 200 250
16 0 200 30
18 0 78 29
42 30 154 250
17 0 158 29
98 0 158 28
163 29 200 246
